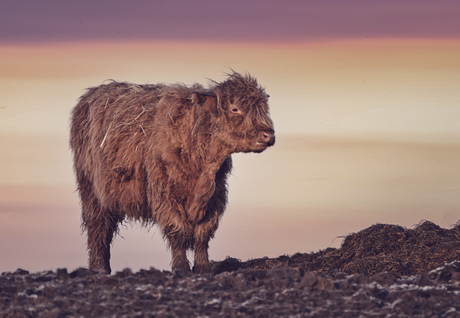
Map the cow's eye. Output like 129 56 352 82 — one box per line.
231 107 239 113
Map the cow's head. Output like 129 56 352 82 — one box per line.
194 72 275 154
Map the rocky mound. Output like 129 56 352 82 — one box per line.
1 220 459 317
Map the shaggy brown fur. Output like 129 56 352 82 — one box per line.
70 72 275 274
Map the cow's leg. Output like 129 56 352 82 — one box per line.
193 156 231 274
193 159 230 274
170 241 191 273
193 213 220 274
78 173 120 274
85 211 120 274
164 224 193 273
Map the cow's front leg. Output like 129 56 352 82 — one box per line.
164 223 193 273
171 243 191 273
193 213 220 274
193 242 212 274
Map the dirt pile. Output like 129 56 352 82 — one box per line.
1 220 459 317
215 220 460 275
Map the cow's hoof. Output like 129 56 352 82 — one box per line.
172 262 192 274
193 262 213 275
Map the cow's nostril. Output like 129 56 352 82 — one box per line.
262 132 275 146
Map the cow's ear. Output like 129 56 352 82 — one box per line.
192 89 220 110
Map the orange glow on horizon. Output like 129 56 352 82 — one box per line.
2 38 460 78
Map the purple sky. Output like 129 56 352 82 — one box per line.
2 0 460 43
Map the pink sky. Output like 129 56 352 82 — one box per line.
1 1 460 43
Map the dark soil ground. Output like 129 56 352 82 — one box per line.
2 220 460 317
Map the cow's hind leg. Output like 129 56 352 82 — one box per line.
78 174 121 274
85 210 121 274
